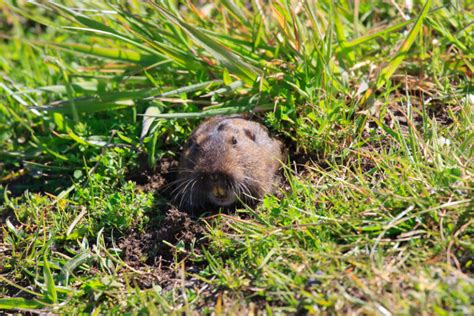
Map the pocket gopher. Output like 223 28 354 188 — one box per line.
175 116 283 212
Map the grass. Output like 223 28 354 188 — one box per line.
1 0 473 314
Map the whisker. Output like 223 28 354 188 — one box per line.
189 179 198 208
171 177 193 197
171 177 196 200
178 177 196 209
234 182 244 203
240 182 258 202
242 175 266 186
161 177 190 191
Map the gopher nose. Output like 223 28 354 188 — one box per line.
212 185 227 198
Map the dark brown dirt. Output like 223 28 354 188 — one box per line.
118 206 205 288
121 156 207 288
128 156 179 193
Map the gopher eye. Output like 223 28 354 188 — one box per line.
244 129 256 142
231 136 238 145
217 123 227 131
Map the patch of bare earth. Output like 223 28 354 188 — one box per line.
118 207 205 288
121 157 206 289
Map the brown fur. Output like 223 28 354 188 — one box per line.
175 116 283 213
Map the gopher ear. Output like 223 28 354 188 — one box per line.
244 129 256 141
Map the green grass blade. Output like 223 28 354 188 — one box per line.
345 20 413 48
60 250 92 286
32 80 222 114
139 102 274 119
156 80 223 98
202 80 243 97
43 255 58 304
376 0 433 88
333 3 355 65
130 34 200 69
67 129 92 146
427 17 468 52
42 42 161 65
63 27 160 56
60 64 79 122
344 6 444 48
0 298 45 310
46 1 118 34
220 0 250 26
40 2 160 57
21 82 99 94
33 100 134 114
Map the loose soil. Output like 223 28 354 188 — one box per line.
121 156 206 288
118 207 205 288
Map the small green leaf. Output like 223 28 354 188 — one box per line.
53 113 65 131
43 255 58 304
68 129 89 146
223 68 232 85
60 250 92 286
140 106 162 142
73 170 83 179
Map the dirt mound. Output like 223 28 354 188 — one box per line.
121 157 206 288
118 206 205 288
